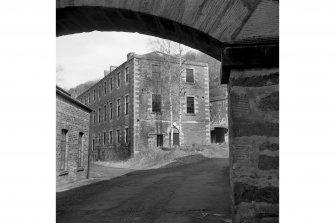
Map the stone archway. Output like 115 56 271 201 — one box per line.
57 1 279 222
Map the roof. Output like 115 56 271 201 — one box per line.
56 85 92 112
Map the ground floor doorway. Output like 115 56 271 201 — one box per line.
211 127 228 144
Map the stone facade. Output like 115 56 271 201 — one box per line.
209 74 228 144
228 68 279 223
77 52 210 161
210 98 229 143
56 86 91 186
78 56 134 161
134 52 210 152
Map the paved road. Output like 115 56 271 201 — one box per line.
56 164 133 192
57 158 231 223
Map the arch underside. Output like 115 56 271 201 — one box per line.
56 4 278 61
57 6 225 59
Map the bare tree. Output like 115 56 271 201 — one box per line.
147 39 191 148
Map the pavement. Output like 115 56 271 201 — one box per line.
56 157 232 223
56 164 134 192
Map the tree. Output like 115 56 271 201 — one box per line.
147 39 190 148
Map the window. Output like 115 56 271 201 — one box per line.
157 134 163 147
117 72 121 88
117 99 120 117
117 130 120 144
92 135 95 150
103 132 106 145
125 67 129 83
186 68 194 83
95 110 97 123
186 97 195 114
110 78 113 91
99 85 101 98
99 133 102 145
104 82 107 95
152 64 161 75
125 95 129 115
88 93 91 104
98 107 101 123
109 131 113 144
125 128 129 144
152 94 161 112
110 103 113 120
104 105 107 121
92 111 95 123
60 129 68 170
78 132 84 167
93 89 96 101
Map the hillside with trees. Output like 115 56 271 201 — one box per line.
68 79 99 98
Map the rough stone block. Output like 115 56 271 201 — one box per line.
258 155 279 170
259 142 279 151
234 182 279 205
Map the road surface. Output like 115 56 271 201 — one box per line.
57 157 231 223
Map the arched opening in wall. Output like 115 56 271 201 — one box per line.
56 5 231 223
211 127 229 144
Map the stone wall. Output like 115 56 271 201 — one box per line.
133 53 210 151
228 68 279 223
56 92 91 186
77 59 134 161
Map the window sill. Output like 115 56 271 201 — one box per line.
185 113 196 116
58 170 69 176
151 112 162 115
77 167 84 172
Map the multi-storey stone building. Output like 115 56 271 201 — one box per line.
77 51 210 161
56 86 92 186
184 51 229 144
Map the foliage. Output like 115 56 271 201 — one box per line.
68 79 99 98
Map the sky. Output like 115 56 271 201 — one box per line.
56 31 196 90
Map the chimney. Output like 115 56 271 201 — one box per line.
104 66 117 77
110 66 117 72
127 52 135 61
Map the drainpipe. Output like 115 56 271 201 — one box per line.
86 114 92 179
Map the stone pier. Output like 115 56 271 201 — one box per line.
224 45 279 223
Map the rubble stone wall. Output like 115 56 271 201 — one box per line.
228 68 279 223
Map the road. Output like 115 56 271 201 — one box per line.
57 157 231 223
